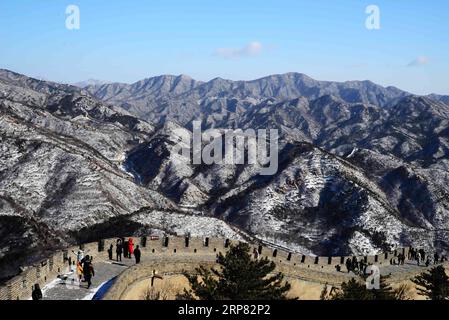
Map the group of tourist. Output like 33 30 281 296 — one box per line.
71 250 95 289
334 248 448 275
28 242 448 300
389 253 406 265
32 238 143 299
407 247 447 267
107 237 141 264
343 256 368 275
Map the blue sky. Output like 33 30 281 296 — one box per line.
0 0 448 94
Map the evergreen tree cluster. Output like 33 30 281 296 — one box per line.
412 265 449 300
322 265 449 301
179 243 292 300
321 276 409 300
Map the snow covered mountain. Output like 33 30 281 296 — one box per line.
1 68 449 280
72 79 110 89
124 122 449 256
85 73 410 127
86 72 449 256
0 70 241 280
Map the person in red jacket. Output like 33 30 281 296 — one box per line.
128 238 134 258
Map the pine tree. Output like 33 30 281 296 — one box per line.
325 278 374 300
323 276 409 300
371 275 399 300
412 265 449 300
180 243 292 300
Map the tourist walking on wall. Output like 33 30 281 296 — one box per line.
116 241 123 262
397 253 405 265
134 245 141 264
352 257 358 272
32 283 43 300
359 259 366 274
76 261 83 283
82 256 95 289
128 238 134 259
72 250 84 262
419 249 426 262
345 258 352 273
81 255 90 267
434 252 439 265
123 239 129 259
107 244 113 260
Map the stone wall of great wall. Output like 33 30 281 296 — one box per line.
0 236 414 300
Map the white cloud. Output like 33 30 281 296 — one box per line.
408 56 430 67
214 41 263 59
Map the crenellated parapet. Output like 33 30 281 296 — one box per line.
0 235 414 300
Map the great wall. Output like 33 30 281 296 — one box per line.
0 236 443 300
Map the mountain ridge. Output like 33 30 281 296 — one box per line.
1 68 449 281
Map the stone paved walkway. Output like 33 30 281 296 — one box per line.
329 260 438 285
40 251 443 300
42 261 130 300
41 253 219 300
381 261 431 276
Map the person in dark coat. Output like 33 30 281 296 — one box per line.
123 240 129 259
345 258 352 273
134 245 141 264
397 254 404 265
352 257 358 272
420 249 426 262
81 255 89 266
116 241 123 262
107 244 113 260
434 252 439 265
359 260 366 274
32 283 43 300
83 257 95 289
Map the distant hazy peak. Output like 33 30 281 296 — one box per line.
72 79 110 88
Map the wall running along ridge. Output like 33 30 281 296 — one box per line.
0 236 413 300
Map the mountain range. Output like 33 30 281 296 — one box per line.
1 68 449 280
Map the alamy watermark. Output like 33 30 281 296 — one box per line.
365 264 380 289
172 121 279 176
64 4 380 31
66 5 80 30
365 5 381 30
